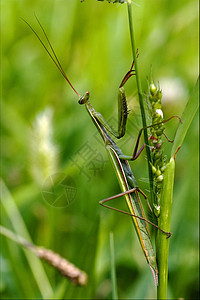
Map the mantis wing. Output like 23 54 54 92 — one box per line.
106 145 158 285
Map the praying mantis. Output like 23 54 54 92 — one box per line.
23 16 179 284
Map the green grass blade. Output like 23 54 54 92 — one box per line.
110 232 118 300
156 158 175 299
156 77 199 299
0 179 54 298
171 76 199 158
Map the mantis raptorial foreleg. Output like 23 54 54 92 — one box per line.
90 59 136 140
119 49 138 88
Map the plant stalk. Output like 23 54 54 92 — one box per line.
156 158 175 299
126 1 154 202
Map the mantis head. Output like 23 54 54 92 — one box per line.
78 91 90 105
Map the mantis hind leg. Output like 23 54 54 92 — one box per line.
99 187 171 238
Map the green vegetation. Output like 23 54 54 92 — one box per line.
1 0 199 299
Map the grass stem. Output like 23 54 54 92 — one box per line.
156 158 175 299
126 2 153 202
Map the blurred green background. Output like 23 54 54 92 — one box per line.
1 0 199 299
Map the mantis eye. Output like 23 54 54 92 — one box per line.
78 96 85 105
78 91 90 105
85 91 90 100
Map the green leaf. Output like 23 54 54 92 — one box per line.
110 232 118 300
171 77 199 158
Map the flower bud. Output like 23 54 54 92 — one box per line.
157 174 164 182
150 83 157 95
